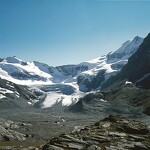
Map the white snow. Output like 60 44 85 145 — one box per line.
107 36 143 63
6 84 14 88
0 68 10 78
27 102 32 105
125 81 132 85
76 36 143 90
0 36 142 87
0 36 144 107
100 99 107 102
0 87 20 99
0 87 14 94
0 57 53 85
0 95 6 99
42 91 84 108
0 87 14 99
79 56 115 83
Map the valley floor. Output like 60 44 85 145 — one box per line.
0 108 105 148
0 106 150 149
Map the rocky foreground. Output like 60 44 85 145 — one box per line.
0 115 150 150
42 115 150 150
0 118 30 141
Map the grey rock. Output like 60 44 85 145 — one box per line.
0 118 27 141
42 116 150 150
87 145 102 150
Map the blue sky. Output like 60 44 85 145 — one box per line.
0 0 150 66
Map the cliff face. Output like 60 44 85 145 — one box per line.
122 33 150 84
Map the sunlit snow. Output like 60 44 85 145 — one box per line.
0 36 144 107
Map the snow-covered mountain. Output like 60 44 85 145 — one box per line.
0 77 39 109
107 36 143 63
0 36 143 108
102 33 150 90
77 36 143 91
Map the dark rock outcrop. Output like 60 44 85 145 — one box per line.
77 70 106 92
68 92 108 113
102 33 150 89
56 65 88 77
42 116 150 150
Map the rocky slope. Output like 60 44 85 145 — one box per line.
77 36 143 92
71 33 150 117
0 77 42 109
42 115 150 150
68 81 150 117
0 118 31 142
102 33 150 90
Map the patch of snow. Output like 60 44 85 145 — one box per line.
0 94 6 99
0 68 10 78
100 99 107 102
14 91 20 95
27 102 32 105
125 81 132 85
14 91 20 98
14 62 52 78
0 87 14 94
34 61 65 83
6 84 14 88
79 56 106 71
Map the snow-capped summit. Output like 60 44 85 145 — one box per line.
0 57 53 85
0 35 144 107
106 36 143 63
4 56 25 64
76 36 144 92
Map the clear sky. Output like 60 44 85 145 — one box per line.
0 0 150 66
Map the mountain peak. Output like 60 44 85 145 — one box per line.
132 36 143 43
102 32 150 89
4 56 23 64
121 40 131 47
106 36 144 63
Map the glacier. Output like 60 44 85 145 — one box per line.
0 36 143 107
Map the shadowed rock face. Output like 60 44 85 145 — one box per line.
77 70 106 92
0 78 38 109
102 33 150 90
42 115 150 150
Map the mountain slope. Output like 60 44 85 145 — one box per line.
0 36 144 108
102 33 150 89
69 33 150 116
0 77 42 109
77 36 143 92
107 36 143 63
